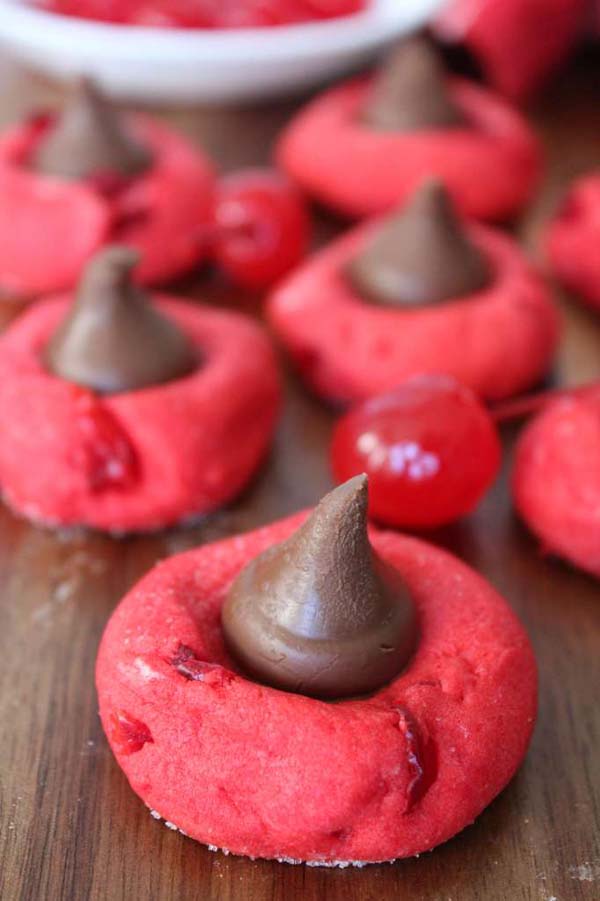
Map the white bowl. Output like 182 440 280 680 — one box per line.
0 0 443 104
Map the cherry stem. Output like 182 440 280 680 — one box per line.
489 380 599 424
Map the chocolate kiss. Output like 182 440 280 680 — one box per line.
362 36 466 132
222 475 417 700
346 180 491 307
45 246 197 394
32 78 152 180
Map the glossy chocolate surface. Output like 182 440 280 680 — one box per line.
347 180 490 307
45 246 197 394
32 78 152 180
362 37 466 132
222 475 417 699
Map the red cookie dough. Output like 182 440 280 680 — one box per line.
545 174 600 311
0 296 280 532
513 388 600 579
96 513 537 865
276 76 541 222
0 114 215 297
267 218 560 405
434 0 585 102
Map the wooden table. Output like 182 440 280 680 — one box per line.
1 52 599 901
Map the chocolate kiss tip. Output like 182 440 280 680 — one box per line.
221 476 417 700
32 76 152 180
319 472 368 512
362 35 465 133
84 244 141 286
44 245 197 395
346 179 491 307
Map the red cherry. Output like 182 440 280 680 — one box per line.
170 643 235 686
330 375 501 528
212 168 309 290
109 710 153 755
73 392 139 494
43 0 366 26
300 0 365 19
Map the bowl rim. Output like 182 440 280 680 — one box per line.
0 0 444 60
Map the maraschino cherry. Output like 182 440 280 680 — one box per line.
331 374 501 528
212 168 309 289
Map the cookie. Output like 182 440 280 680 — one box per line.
0 80 215 298
267 187 559 405
276 40 541 222
0 248 280 532
97 479 537 864
545 174 600 311
435 0 585 101
513 388 600 578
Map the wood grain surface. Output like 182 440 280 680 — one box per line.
0 51 599 901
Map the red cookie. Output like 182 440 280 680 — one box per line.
276 77 541 222
545 174 600 311
513 388 600 579
96 512 537 865
0 296 280 532
267 218 560 405
435 0 585 102
0 114 215 297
